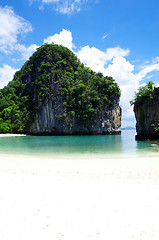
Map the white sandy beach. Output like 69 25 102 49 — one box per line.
0 134 26 137
0 154 159 240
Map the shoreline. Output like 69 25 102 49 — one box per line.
0 133 26 137
1 150 159 159
1 153 159 174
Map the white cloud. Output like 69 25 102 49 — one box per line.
55 1 81 14
0 6 32 53
77 46 107 73
44 29 75 50
105 47 130 62
105 57 135 86
0 64 18 89
102 34 108 40
31 0 85 14
42 0 60 3
0 6 38 61
104 57 138 127
136 62 159 82
77 46 130 72
14 43 39 61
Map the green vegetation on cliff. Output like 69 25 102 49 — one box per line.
0 43 120 133
130 81 154 106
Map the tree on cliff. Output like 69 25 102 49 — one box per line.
130 81 154 106
0 43 121 134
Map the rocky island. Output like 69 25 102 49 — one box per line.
131 81 159 140
0 43 121 135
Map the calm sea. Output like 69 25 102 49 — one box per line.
0 130 159 157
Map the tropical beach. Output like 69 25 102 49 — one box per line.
0 132 159 240
1 1 159 239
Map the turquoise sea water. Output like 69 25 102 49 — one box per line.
0 130 159 157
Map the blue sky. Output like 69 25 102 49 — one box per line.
0 0 159 127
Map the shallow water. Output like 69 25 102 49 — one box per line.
0 130 159 157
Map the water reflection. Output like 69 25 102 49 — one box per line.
121 130 137 155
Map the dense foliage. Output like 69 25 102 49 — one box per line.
130 81 154 106
0 43 120 133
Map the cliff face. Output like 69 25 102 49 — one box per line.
134 87 159 140
30 98 121 135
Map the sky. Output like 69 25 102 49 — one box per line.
1 0 159 128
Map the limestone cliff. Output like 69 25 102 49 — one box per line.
30 98 121 135
0 43 121 135
134 87 159 140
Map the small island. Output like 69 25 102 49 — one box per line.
0 43 121 135
131 81 159 140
